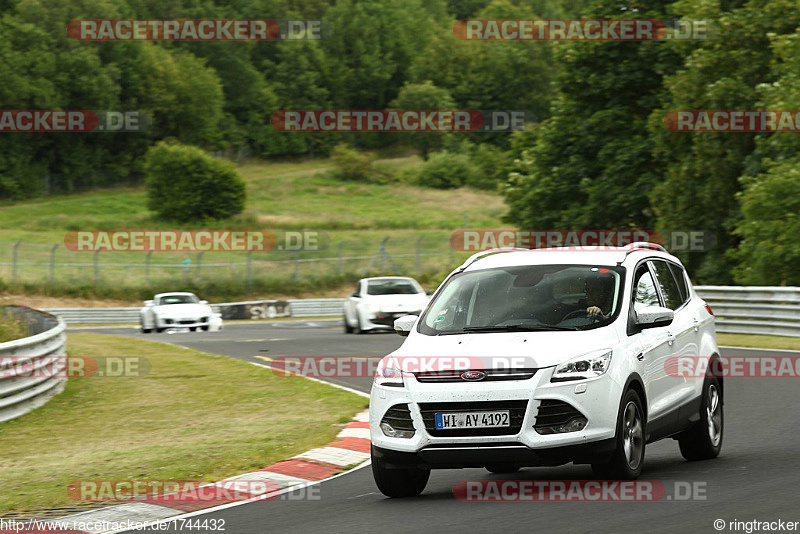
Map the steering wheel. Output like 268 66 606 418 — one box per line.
561 309 603 323
562 309 589 321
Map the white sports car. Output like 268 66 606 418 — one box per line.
343 277 430 334
139 292 221 333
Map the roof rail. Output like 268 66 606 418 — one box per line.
456 247 528 272
624 241 667 254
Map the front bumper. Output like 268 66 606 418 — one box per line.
370 367 622 469
157 317 209 328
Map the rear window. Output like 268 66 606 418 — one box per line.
366 280 419 295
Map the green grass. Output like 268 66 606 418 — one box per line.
0 333 367 514
717 333 800 351
0 311 27 342
0 155 505 301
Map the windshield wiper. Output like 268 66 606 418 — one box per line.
459 324 579 333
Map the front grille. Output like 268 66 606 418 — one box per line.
418 400 528 437
415 368 537 383
534 399 584 431
178 320 195 325
381 404 415 432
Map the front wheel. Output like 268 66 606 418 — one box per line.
592 389 645 480
677 377 723 461
372 454 429 498
344 317 354 334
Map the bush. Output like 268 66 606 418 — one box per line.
145 142 246 222
329 143 376 182
416 152 478 189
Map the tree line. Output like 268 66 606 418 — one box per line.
1 0 797 285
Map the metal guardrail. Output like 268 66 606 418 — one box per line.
43 287 800 337
0 307 67 423
45 299 347 325
695 286 800 338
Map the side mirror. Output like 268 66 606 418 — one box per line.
200 300 209 305
425 290 433 296
144 300 154 307
634 306 674 332
351 292 360 298
394 314 418 337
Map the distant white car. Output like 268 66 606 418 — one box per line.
343 277 430 334
140 292 220 333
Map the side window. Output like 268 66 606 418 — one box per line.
668 262 689 304
634 265 660 312
652 261 684 310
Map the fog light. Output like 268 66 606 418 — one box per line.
535 417 588 435
380 422 415 439
164 319 174 324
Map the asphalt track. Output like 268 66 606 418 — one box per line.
77 322 800 534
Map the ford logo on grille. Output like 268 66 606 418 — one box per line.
460 370 486 381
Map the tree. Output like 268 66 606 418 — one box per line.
389 81 456 160
503 0 683 232
145 142 245 222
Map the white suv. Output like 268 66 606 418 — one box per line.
370 244 722 497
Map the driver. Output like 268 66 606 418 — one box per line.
585 273 615 319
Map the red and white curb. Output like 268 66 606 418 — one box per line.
37 410 371 534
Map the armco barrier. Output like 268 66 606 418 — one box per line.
42 288 800 336
695 286 800 338
0 307 67 423
45 299 347 325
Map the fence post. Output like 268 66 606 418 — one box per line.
12 240 21 284
49 244 58 283
337 241 346 275
146 251 152 285
415 236 424 273
246 249 253 290
94 250 100 287
196 251 204 280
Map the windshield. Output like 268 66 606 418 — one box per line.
158 295 199 305
366 279 420 295
418 265 624 335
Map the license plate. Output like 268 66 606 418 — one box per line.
435 411 510 430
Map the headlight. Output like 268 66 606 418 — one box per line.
374 356 404 387
551 350 612 382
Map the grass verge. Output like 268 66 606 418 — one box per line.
717 333 800 351
0 333 367 514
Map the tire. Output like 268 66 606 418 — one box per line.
189 327 197 332
155 327 166 333
344 317 354 334
141 326 152 334
678 377 723 461
592 389 645 480
372 454 430 498
485 464 520 474
200 325 209 332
